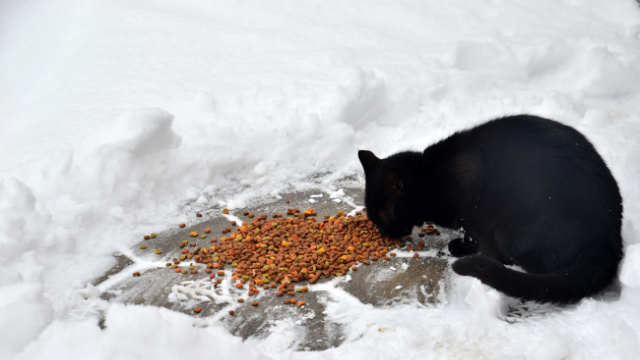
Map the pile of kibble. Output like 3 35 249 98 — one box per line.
140 205 439 311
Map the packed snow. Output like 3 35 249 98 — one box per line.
2 0 640 359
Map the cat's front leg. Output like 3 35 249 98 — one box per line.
447 233 478 257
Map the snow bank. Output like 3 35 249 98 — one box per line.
1 0 640 358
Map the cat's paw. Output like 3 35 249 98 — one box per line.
447 237 478 257
451 254 504 277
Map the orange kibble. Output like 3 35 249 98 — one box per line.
228 310 235 315
194 308 202 313
235 283 243 289
174 268 181 273
223 208 229 214
290 298 297 303
390 253 396 257
204 228 211 233
297 301 305 307
413 253 419 258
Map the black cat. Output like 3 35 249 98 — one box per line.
358 115 623 304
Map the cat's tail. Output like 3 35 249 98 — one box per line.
451 250 621 304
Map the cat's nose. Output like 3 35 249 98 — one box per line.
377 227 388 237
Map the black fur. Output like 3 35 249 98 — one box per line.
358 115 623 304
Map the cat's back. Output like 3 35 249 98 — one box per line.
464 115 591 156
461 115 610 176
449 115 621 221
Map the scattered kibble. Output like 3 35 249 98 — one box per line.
223 208 229 214
179 223 186 228
251 301 259 306
413 253 419 258
297 300 305 307
162 207 424 307
133 272 141 277
144 235 150 240
150 233 157 238
140 244 147 249
155 249 162 254
228 310 235 315
196 213 202 217
237 298 244 303
194 307 202 313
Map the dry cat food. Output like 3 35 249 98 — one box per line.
167 207 430 291
152 206 440 314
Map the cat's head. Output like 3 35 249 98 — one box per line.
358 150 423 239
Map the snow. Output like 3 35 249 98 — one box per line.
1 0 640 359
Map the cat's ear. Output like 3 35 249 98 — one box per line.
358 150 380 170
384 173 403 194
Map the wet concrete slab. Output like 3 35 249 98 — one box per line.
95 187 458 350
